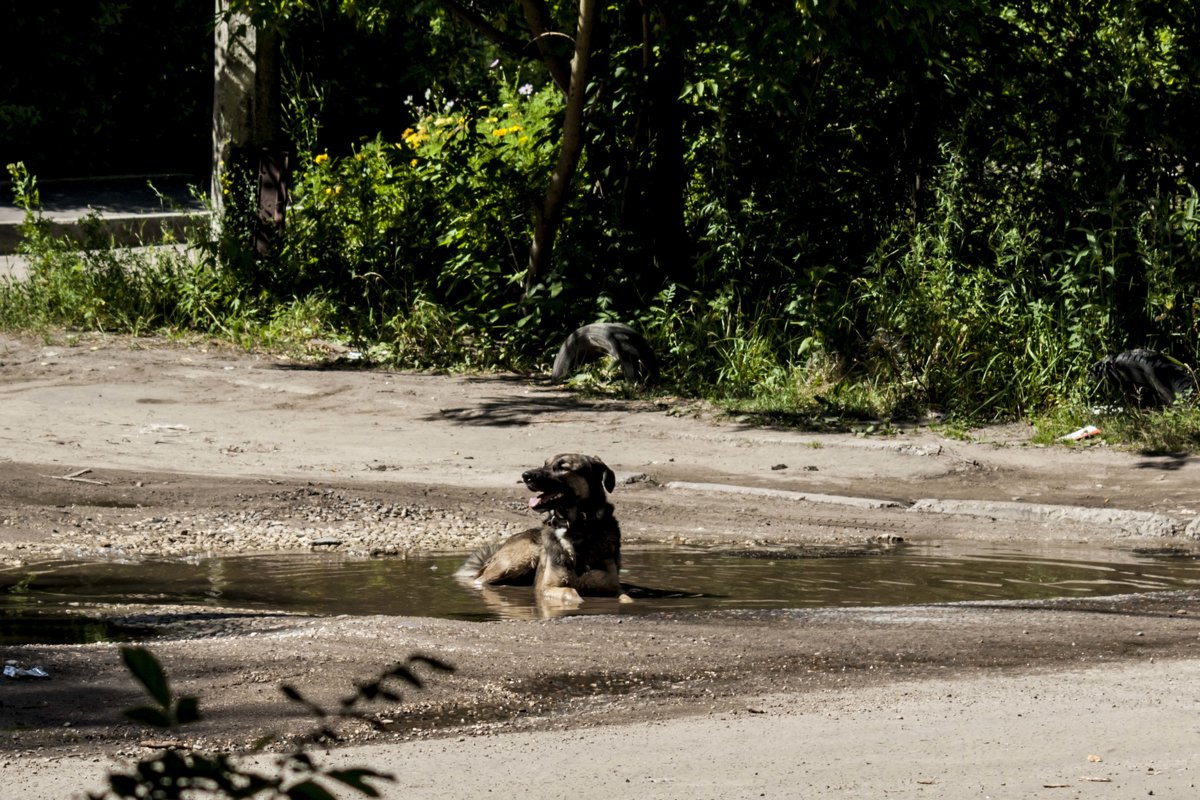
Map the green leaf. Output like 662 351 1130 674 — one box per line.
120 647 172 708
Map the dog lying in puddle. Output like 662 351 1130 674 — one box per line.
457 453 630 607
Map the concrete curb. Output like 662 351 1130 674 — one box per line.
663 481 1198 539
662 481 905 510
909 498 1186 539
0 174 208 255
0 212 208 255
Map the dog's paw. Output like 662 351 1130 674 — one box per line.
542 586 584 606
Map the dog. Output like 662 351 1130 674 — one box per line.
456 453 622 606
1087 349 1197 407
550 323 658 384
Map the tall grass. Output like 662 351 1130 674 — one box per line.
0 163 340 349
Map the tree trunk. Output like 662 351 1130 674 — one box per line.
645 6 688 284
617 4 689 290
524 0 599 300
211 3 286 256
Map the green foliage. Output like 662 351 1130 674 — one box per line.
7 161 40 210
121 647 201 729
269 78 562 360
92 646 453 800
1032 402 1200 453
0 169 240 338
655 0 1200 421
5 0 1200 436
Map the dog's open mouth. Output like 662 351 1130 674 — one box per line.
528 491 564 510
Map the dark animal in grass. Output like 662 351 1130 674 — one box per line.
456 453 622 606
550 322 658 384
1087 348 1198 408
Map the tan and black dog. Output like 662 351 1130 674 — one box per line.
456 453 621 605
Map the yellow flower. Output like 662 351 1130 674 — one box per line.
509 124 523 133
493 127 508 137
403 129 428 148
314 153 329 164
518 136 529 145
410 158 419 167
401 127 429 147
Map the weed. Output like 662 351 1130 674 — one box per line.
92 646 453 800
1 163 247 338
4 0 1200 441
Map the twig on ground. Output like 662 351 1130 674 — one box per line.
41 468 111 486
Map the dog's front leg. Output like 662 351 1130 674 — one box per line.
541 586 584 606
574 559 622 595
536 560 583 606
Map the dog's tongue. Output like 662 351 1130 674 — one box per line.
529 492 560 509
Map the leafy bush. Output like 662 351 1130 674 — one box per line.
271 79 562 363
1 163 238 336
92 646 453 800
5 1 1200 431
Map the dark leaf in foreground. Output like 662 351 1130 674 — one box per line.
120 647 172 708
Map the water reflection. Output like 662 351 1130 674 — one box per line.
3 542 1199 636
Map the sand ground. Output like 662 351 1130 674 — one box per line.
1 332 1198 799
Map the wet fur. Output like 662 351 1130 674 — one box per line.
456 453 622 603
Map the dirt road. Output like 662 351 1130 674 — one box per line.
1 332 1199 799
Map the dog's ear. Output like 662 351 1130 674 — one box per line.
596 460 616 494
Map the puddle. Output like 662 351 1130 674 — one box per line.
3 542 1200 643
0 614 155 646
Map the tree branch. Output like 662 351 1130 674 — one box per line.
440 0 528 59
524 0 599 298
519 0 572 96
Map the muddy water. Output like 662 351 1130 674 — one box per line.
4 542 1200 643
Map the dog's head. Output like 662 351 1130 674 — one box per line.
522 453 616 515
1086 356 1117 387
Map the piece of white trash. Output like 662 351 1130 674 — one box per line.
1059 424 1101 441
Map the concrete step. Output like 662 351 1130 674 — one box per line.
0 175 209 255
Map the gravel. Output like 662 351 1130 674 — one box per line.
3 487 525 563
